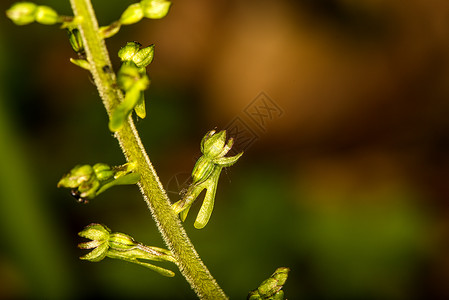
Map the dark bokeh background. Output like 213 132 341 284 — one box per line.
1 0 449 299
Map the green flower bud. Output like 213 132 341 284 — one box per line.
67 27 84 55
202 130 227 158
120 3 144 25
272 267 289 287
172 130 242 229
93 163 114 181
118 42 141 63
141 0 171 19
58 162 140 202
118 42 154 68
248 267 290 300
78 223 176 276
109 232 137 251
35 5 59 25
78 223 111 262
6 2 37 25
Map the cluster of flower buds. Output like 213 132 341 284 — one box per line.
57 162 140 203
6 2 60 26
172 130 243 229
78 223 176 277
109 42 154 131
100 0 171 38
247 267 290 300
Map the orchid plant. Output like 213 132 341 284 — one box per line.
6 1 288 299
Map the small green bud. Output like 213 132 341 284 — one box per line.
118 42 141 63
202 130 227 158
109 232 137 251
272 267 289 287
78 223 176 276
58 162 140 203
118 42 154 68
93 163 114 181
78 223 111 262
67 27 84 55
35 5 59 25
248 267 290 300
141 0 171 19
120 3 144 25
6 2 37 25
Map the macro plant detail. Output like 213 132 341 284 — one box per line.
57 162 140 203
78 223 176 277
172 130 243 229
7 0 288 298
110 41 154 131
247 268 290 300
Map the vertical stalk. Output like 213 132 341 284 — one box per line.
69 0 227 298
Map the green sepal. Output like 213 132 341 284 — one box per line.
69 58 90 70
79 243 109 262
118 42 154 69
78 223 111 241
213 151 243 167
133 44 154 68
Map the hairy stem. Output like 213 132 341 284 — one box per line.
69 0 227 298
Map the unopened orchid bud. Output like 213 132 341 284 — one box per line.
6 2 37 25
120 3 144 25
35 5 59 25
141 0 171 19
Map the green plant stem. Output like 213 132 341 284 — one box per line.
69 0 227 298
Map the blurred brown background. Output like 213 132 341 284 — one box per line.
1 0 449 299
